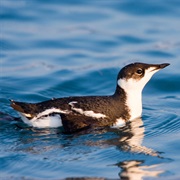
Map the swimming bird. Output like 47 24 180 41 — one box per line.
11 62 169 133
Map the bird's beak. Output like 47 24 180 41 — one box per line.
150 63 170 72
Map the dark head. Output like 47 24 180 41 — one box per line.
117 62 170 92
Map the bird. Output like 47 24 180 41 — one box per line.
10 62 170 133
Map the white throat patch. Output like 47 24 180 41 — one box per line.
117 67 160 121
118 78 142 121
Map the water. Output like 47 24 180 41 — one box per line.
0 0 180 179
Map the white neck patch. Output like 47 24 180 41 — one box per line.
118 78 143 120
117 67 160 121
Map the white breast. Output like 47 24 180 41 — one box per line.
126 90 142 121
118 78 143 121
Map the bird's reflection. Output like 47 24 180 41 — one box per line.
108 117 159 157
82 117 158 157
118 160 163 180
1 112 164 179
83 117 164 180
114 117 164 179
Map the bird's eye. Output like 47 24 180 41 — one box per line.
136 68 143 75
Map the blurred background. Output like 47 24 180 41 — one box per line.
0 0 180 179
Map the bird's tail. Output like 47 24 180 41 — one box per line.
10 100 36 119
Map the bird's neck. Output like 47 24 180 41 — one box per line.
115 80 143 121
124 88 142 121
118 79 144 120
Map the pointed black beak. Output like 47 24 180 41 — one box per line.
158 63 170 69
151 63 170 71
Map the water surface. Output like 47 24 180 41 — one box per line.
1 0 180 179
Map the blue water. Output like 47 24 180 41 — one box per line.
1 0 180 179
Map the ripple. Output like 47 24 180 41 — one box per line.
145 113 180 138
1 9 35 22
0 39 20 51
110 1 180 17
140 50 174 58
1 0 180 179
145 74 180 95
117 35 150 44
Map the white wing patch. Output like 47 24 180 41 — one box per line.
112 117 125 128
35 108 69 119
19 108 70 128
69 101 107 119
